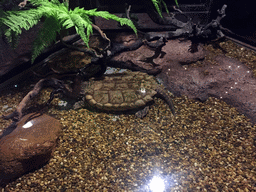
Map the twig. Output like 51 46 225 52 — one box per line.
60 35 103 58
173 6 183 14
18 0 28 8
126 4 132 20
91 24 111 50
2 78 71 121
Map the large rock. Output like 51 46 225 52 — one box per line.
0 113 62 187
104 35 256 123
0 24 42 76
111 38 206 71
158 55 256 124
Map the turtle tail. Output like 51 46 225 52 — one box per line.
155 86 176 116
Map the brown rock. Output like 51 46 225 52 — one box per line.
0 113 61 186
0 24 42 76
111 39 206 71
159 39 206 64
158 55 256 124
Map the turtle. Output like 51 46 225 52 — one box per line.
76 71 176 118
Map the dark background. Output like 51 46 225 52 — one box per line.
0 0 255 84
210 0 256 45
1 0 255 44
83 0 256 45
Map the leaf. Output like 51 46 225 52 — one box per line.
151 0 179 17
83 9 137 34
151 0 163 18
0 0 138 63
31 15 61 63
0 9 42 48
70 12 92 47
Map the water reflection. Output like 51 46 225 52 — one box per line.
22 120 33 128
138 172 178 192
149 176 165 192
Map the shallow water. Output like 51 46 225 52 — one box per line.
0 40 256 191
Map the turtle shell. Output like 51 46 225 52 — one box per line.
84 71 158 111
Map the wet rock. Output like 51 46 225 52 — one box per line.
0 24 42 76
158 55 256 124
159 39 206 64
0 113 61 187
111 38 206 71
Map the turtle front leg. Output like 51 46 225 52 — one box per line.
135 106 150 118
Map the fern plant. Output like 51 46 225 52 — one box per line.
152 0 179 18
0 0 137 63
0 0 178 63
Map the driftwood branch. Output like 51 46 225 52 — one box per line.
60 36 103 58
18 0 28 8
168 4 227 40
2 77 74 121
2 4 229 124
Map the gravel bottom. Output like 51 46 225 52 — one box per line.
0 38 256 191
0 84 255 191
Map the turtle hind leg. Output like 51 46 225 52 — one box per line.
135 106 150 118
155 86 176 116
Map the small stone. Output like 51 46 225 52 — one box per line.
58 100 68 107
0 113 62 187
2 105 9 110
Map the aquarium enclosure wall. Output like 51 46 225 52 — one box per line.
89 0 213 30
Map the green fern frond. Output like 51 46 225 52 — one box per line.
5 30 20 49
28 0 61 7
174 0 179 7
69 12 93 47
31 15 61 63
151 0 179 17
151 0 163 18
81 8 137 34
0 0 138 63
161 0 169 15
0 9 42 39
0 8 42 49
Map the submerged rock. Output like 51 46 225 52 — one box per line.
158 55 256 124
0 113 61 187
